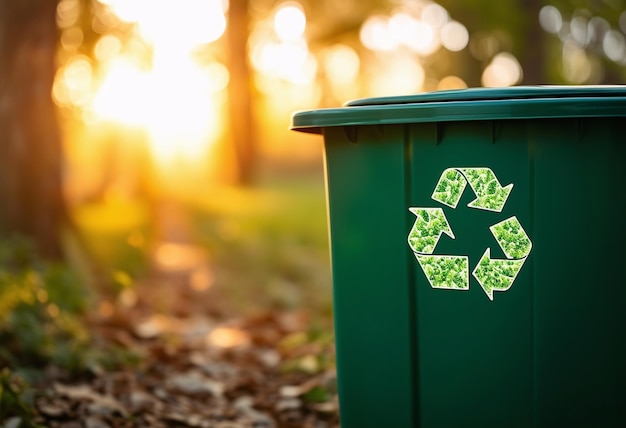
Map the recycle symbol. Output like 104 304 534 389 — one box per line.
407 167 532 301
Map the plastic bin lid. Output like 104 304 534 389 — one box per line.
290 85 626 134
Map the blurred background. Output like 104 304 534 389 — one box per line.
1 0 625 405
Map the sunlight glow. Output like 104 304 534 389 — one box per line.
92 58 148 125
146 51 223 162
54 55 93 107
248 2 317 109
437 75 468 90
94 35 122 61
323 44 360 101
61 27 84 51
154 242 207 271
360 15 396 51
102 0 227 47
421 3 449 29
481 52 523 87
252 40 316 86
82 0 231 167
207 327 251 349
361 10 443 56
390 12 438 55
274 2 306 42
323 44 360 83
57 0 81 28
369 56 425 96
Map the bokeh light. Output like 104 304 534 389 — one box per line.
369 56 425 96
437 75 468 90
562 41 594 83
249 2 317 108
100 0 227 47
56 0 81 28
52 0 626 209
323 44 360 83
274 2 306 42
323 44 360 101
60 27 84 51
54 55 94 107
94 35 122 61
481 52 523 87
539 6 562 34
570 16 589 46
55 0 232 175
440 21 469 52
92 58 147 125
421 3 448 29
603 30 626 63
360 15 397 51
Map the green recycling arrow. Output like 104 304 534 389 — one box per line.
408 208 454 253
432 167 513 212
415 254 469 290
408 167 532 301
472 216 532 300
408 208 469 290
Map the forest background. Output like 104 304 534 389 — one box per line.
0 0 624 425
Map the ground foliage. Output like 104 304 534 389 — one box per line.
1 177 338 427
1 240 339 428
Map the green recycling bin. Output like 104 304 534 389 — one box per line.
291 86 626 428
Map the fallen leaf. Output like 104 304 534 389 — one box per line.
279 376 322 398
207 326 250 349
312 399 339 414
134 314 180 339
128 389 161 413
167 371 225 397
36 398 70 418
255 348 281 368
53 383 128 417
3 417 21 428
232 396 276 428
189 353 239 381
84 416 110 428
275 398 302 412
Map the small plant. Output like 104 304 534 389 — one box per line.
0 368 43 427
0 236 91 371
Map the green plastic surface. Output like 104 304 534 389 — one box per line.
294 87 626 427
291 86 626 133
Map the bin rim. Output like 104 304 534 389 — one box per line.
290 85 626 134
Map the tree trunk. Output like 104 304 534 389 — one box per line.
226 0 256 185
0 0 68 259
519 0 546 84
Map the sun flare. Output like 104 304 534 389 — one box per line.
57 0 230 168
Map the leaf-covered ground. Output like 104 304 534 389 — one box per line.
30 305 339 428
2 174 339 427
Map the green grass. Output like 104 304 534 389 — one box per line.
72 198 153 291
71 171 334 323
186 172 333 322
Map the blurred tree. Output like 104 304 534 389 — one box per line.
0 0 68 260
520 0 546 83
227 0 257 185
